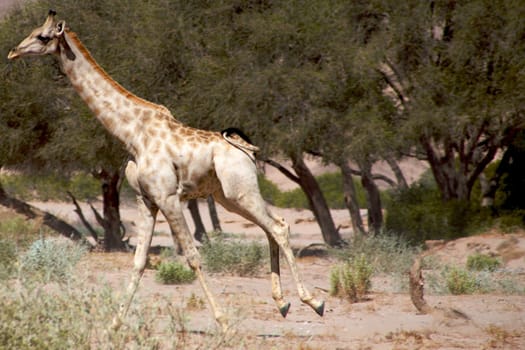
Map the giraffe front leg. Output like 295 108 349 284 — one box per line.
112 195 157 330
161 194 228 333
268 236 291 317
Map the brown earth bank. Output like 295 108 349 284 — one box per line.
19 200 525 349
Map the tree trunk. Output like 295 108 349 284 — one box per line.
291 155 342 246
93 169 125 251
188 199 208 242
360 161 383 235
385 155 408 190
338 160 365 236
0 180 84 241
207 195 222 233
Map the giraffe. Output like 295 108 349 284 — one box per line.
8 10 325 331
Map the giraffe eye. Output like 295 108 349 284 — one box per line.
37 34 51 44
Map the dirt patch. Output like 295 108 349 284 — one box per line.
7 201 525 348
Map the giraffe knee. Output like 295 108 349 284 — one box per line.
273 217 290 237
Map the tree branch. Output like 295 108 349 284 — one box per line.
263 158 300 184
67 191 99 243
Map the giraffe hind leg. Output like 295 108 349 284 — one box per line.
214 192 324 317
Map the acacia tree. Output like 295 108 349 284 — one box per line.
378 0 525 201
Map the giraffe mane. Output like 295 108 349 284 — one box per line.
65 30 171 116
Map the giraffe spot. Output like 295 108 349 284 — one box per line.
143 109 153 121
133 107 142 116
121 130 132 142
104 118 116 131
121 114 132 124
147 127 158 138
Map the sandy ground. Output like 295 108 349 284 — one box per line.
29 198 525 349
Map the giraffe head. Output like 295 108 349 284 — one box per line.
8 10 67 60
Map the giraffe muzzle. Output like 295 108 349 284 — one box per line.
7 49 20 60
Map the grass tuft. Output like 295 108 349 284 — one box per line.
330 254 373 302
201 238 266 276
155 261 196 285
466 253 502 272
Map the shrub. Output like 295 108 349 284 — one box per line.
330 254 373 302
258 172 388 210
466 253 501 272
201 239 266 276
334 233 418 275
155 261 196 285
446 267 478 295
20 238 86 283
258 175 282 206
385 178 483 243
0 279 176 349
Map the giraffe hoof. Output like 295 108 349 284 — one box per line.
279 302 291 318
313 300 325 317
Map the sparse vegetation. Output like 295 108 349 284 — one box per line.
445 266 479 295
466 253 502 272
334 233 418 275
155 260 196 285
330 254 373 302
0 239 17 280
201 238 266 276
20 237 87 283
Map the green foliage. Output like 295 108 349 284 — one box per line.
155 261 196 285
466 253 501 272
330 254 373 302
0 216 39 248
0 278 184 349
258 175 282 206
0 173 100 201
275 172 369 209
20 238 86 283
334 233 418 275
260 172 378 209
201 239 266 276
385 174 490 243
445 267 479 295
424 260 525 296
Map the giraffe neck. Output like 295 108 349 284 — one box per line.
57 31 172 156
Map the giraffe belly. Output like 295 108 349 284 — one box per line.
179 173 221 201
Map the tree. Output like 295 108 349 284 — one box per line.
379 0 525 202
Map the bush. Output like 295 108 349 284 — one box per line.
334 233 418 275
466 253 502 272
258 175 282 206
385 178 483 243
201 239 266 276
155 261 196 285
258 172 388 210
20 238 86 283
446 267 478 295
330 254 373 302
0 279 176 349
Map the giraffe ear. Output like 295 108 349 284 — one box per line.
55 20 66 36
